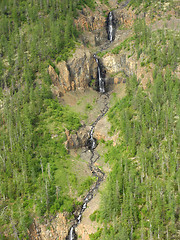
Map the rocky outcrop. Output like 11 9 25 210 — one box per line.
102 52 134 79
57 61 71 91
28 213 69 240
48 1 141 95
48 65 65 97
101 51 154 88
76 0 133 47
49 0 179 95
65 126 91 149
49 48 98 96
67 48 97 89
48 61 71 93
93 115 119 146
74 7 106 32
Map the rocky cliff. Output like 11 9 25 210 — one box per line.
49 47 98 96
28 213 69 240
48 0 179 95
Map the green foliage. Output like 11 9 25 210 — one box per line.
111 36 134 54
89 210 99 221
89 228 103 240
97 51 108 58
99 66 180 239
129 0 164 9
78 176 96 196
117 0 124 3
133 19 180 69
0 0 95 88
0 83 82 237
0 1 95 237
86 103 93 111
100 0 109 6
43 99 81 131
90 79 96 87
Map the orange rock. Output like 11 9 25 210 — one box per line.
114 77 119 84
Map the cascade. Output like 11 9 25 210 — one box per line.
66 93 109 240
89 127 96 149
68 226 76 240
94 55 105 93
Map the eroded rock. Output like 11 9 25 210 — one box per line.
57 61 71 91
65 126 91 149
102 53 134 77
28 213 69 240
49 48 98 97
67 48 97 90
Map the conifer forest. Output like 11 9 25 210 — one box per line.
0 0 179 239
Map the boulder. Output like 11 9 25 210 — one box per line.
48 65 65 95
28 213 69 240
65 129 79 149
48 65 59 87
114 77 120 84
77 126 91 147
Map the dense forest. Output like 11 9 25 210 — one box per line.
0 0 179 239
0 0 95 238
90 19 180 240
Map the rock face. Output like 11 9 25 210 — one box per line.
93 115 119 146
102 52 134 78
49 48 98 96
28 213 69 240
74 5 107 47
48 1 138 95
65 126 91 149
48 65 65 95
67 48 97 90
57 61 71 91
48 0 179 94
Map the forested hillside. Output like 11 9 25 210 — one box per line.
90 18 180 240
0 0 95 239
0 0 179 239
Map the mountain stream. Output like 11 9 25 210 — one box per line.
66 11 113 240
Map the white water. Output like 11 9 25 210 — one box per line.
67 93 109 240
89 127 96 149
94 56 105 93
67 35 109 240
98 65 105 93
69 227 75 240
108 12 113 42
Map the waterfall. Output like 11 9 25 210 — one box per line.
68 227 76 240
107 11 115 42
89 127 96 149
94 55 105 93
108 12 113 42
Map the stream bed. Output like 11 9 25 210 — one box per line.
66 93 109 240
